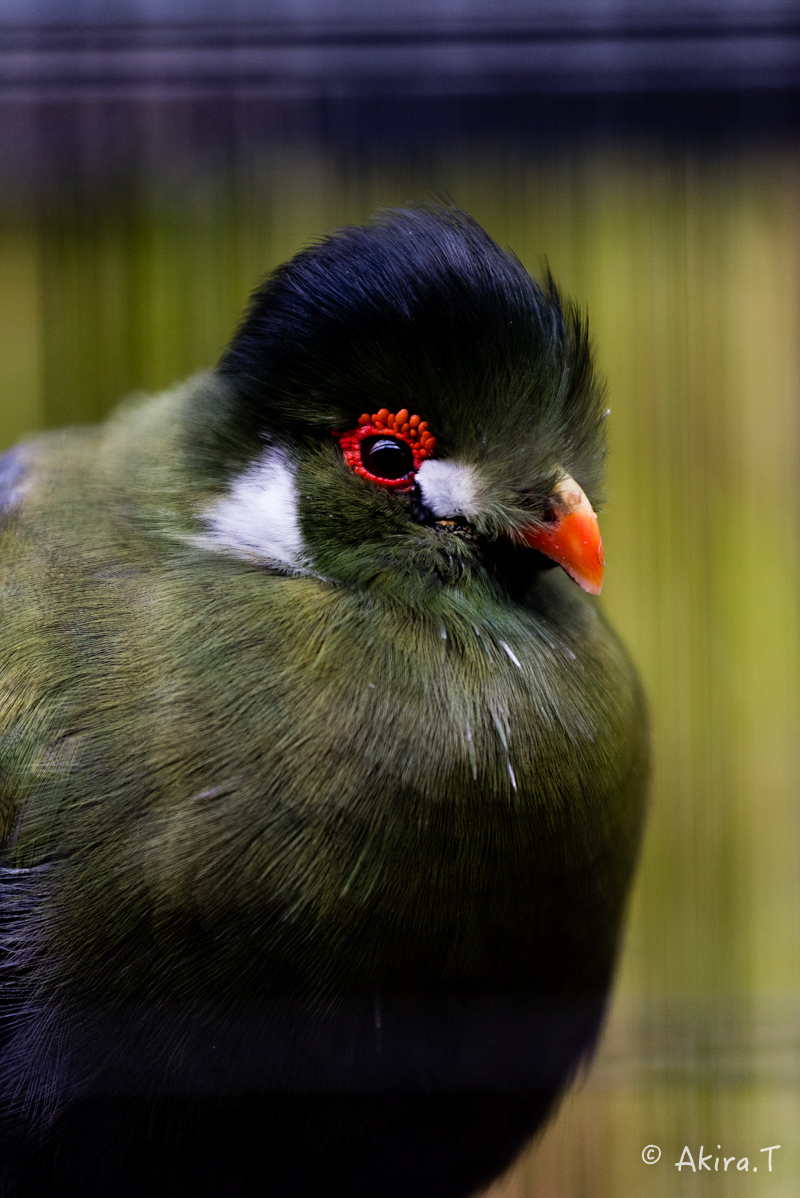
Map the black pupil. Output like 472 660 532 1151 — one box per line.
360 436 414 480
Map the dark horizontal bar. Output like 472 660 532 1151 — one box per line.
2 0 800 34
1 35 800 96
3 22 800 51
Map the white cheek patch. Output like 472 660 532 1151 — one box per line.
192 445 310 574
416 458 481 521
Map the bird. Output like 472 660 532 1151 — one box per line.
0 203 648 1196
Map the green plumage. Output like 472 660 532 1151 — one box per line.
0 204 648 1195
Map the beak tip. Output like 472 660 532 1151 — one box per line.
568 565 603 596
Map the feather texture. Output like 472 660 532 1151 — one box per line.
0 204 647 1196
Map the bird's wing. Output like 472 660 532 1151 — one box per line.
0 447 29 855
0 446 29 834
0 438 38 1051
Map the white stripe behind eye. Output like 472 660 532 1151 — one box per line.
415 459 481 520
192 445 310 573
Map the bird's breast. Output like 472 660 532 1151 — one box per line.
4 552 646 1007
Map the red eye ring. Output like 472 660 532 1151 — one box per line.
335 408 437 490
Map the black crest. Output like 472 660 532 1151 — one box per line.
218 203 605 500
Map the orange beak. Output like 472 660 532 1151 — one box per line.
519 474 604 595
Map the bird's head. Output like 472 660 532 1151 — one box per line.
193 204 606 602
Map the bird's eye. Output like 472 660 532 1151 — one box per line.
360 436 414 480
335 408 437 490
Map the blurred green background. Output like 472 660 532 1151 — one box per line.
2 89 800 1193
